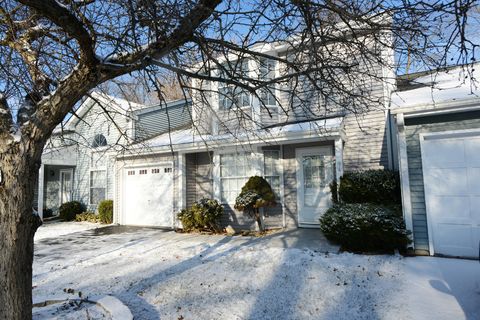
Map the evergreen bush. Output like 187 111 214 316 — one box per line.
98 200 113 224
177 198 223 232
58 201 85 221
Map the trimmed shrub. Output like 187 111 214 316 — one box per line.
339 170 401 205
75 212 99 223
178 198 223 232
59 201 85 221
98 200 113 224
320 203 411 252
234 176 276 231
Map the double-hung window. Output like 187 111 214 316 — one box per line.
219 152 252 203
90 170 106 205
263 150 281 199
218 60 250 110
258 58 277 107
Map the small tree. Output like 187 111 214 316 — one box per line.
234 176 276 231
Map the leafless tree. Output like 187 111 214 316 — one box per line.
0 0 477 318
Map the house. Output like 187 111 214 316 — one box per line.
391 64 480 258
113 39 397 231
35 92 191 218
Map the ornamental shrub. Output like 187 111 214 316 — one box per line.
339 170 401 205
75 212 99 223
177 198 223 232
319 203 411 253
234 176 276 231
98 200 113 224
59 201 85 221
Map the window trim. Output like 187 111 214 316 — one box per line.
89 169 107 206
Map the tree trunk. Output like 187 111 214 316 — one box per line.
0 149 42 319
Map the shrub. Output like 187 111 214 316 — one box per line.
177 198 223 232
329 180 338 204
59 201 85 221
320 203 411 253
75 212 99 223
234 176 276 231
339 170 401 205
98 200 113 224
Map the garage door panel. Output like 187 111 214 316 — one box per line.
427 195 470 221
467 168 480 191
465 138 480 165
423 139 465 167
425 168 468 195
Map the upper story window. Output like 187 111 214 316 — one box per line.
218 60 250 110
92 134 107 148
258 58 277 107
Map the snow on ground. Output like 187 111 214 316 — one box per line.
34 221 103 241
33 224 480 320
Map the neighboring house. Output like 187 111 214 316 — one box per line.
113 39 397 232
391 64 480 259
35 93 191 217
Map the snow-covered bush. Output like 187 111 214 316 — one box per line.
339 170 401 205
98 200 113 224
234 176 276 231
177 198 223 232
320 203 410 252
59 201 85 221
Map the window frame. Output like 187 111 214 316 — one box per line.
89 169 107 206
217 152 254 204
217 59 251 110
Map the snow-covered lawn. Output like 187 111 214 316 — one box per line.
33 224 480 320
35 221 102 241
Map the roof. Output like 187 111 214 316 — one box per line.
119 117 344 156
56 92 147 132
391 64 480 111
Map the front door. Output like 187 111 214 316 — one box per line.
296 147 335 227
59 169 73 204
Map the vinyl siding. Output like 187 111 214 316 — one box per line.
404 118 480 251
134 102 191 140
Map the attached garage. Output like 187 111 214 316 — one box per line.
119 162 175 228
421 131 480 258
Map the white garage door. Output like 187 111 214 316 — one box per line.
122 164 173 227
422 133 480 258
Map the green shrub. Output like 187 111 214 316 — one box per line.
329 180 338 204
98 200 113 224
178 198 223 232
339 170 401 205
320 203 410 253
59 201 85 221
234 176 276 231
75 212 99 223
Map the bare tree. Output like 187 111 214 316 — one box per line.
0 0 477 318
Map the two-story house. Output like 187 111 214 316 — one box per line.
36 92 191 218
113 38 396 230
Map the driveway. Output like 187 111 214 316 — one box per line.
33 223 480 320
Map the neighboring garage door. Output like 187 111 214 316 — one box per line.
122 164 173 227
421 132 480 258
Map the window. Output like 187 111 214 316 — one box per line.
264 150 281 199
259 58 277 107
90 170 106 205
92 134 107 148
218 60 250 110
219 152 252 203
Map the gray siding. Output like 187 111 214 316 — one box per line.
405 118 480 251
185 152 213 207
134 102 191 140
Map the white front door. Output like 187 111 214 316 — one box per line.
123 164 174 227
422 133 480 258
59 169 73 204
296 146 335 227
